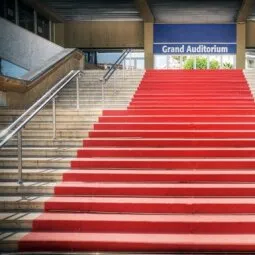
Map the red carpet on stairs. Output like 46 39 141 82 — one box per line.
19 69 255 252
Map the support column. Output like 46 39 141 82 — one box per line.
236 22 246 69
144 22 154 69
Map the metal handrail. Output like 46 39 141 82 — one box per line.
0 69 81 184
100 49 132 107
102 49 131 83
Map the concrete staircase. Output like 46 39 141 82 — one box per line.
244 69 255 98
0 69 144 252
55 70 144 109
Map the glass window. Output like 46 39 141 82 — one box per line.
0 1 5 19
246 52 255 69
19 1 34 32
97 52 121 65
37 14 49 39
4 0 16 23
154 55 167 69
0 58 28 79
136 59 144 69
168 56 182 69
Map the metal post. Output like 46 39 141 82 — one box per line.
101 79 105 107
52 97 56 139
113 71 116 95
129 52 132 70
17 131 23 184
123 60 125 80
76 76 80 110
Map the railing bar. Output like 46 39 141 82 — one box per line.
103 49 131 82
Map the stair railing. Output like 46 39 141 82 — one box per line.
100 49 132 107
0 70 81 184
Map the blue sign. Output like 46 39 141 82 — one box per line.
154 24 237 55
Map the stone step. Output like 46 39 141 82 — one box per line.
5 182 255 196
0 115 99 122
18 130 89 139
5 139 82 147
0 157 71 168
22 123 93 129
55 99 131 103
0 196 47 211
0 168 66 181
0 109 102 116
0 147 77 157
0 182 55 195
54 105 129 109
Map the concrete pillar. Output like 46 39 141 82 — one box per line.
236 22 246 69
144 22 154 69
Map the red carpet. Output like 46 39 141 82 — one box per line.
19 69 255 252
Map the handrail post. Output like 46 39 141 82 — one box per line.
100 79 105 108
52 97 56 139
113 71 116 94
123 60 125 80
17 130 23 184
76 75 80 110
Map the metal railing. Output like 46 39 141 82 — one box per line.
100 49 132 106
0 70 81 184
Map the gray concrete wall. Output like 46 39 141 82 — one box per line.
0 17 63 71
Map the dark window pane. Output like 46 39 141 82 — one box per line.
6 0 15 23
37 14 49 39
0 0 5 18
19 1 34 32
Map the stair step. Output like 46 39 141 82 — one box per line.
0 147 77 157
3 196 255 214
76 147 255 158
99 115 255 122
4 169 255 183
103 109 255 115
89 130 255 138
2 232 254 252
84 138 255 147
5 182 255 196
3 212 255 234
94 123 255 130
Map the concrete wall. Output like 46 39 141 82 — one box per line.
56 21 144 49
0 17 63 71
246 20 255 48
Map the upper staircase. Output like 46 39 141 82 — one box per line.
1 69 255 253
